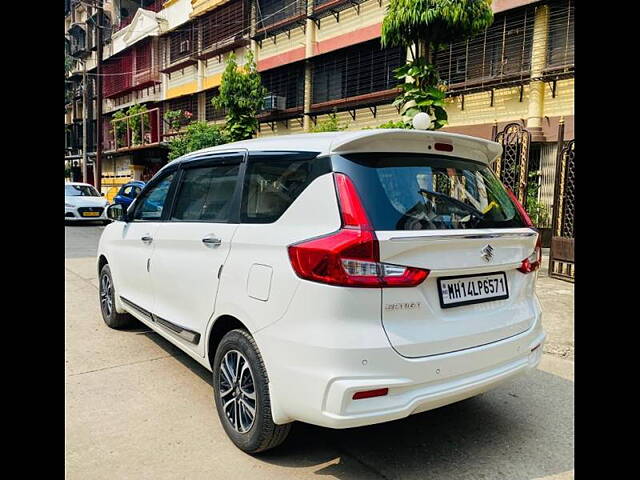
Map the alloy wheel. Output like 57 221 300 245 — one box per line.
100 274 113 317
218 350 257 433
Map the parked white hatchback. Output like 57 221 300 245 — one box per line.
65 182 110 224
97 129 545 453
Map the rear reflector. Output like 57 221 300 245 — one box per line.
434 142 453 152
352 388 389 400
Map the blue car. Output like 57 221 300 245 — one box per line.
113 181 145 209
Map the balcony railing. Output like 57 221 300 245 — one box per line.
106 108 161 152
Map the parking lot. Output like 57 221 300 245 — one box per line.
65 224 574 480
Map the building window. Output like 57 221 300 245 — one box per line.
547 0 575 68
205 88 226 121
198 0 247 51
434 5 535 88
312 39 406 104
261 62 305 109
257 0 306 29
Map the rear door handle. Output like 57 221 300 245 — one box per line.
202 235 222 248
141 235 153 245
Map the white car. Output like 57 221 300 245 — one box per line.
65 182 110 224
97 129 545 453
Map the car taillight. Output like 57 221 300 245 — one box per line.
287 173 429 287
518 233 542 274
505 188 533 227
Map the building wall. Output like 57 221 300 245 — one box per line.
67 0 574 196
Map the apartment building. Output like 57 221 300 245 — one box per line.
65 0 574 204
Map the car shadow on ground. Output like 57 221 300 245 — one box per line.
142 326 573 480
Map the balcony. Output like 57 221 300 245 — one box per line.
105 108 162 152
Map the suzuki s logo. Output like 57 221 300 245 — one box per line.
481 244 494 262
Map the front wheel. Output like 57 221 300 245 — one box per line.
213 329 291 453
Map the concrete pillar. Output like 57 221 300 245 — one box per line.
303 2 316 132
526 4 550 142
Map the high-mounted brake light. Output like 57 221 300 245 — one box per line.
434 142 454 152
287 173 429 287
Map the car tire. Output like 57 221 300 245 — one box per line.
99 264 133 329
213 329 291 453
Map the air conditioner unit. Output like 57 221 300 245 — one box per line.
179 40 190 54
263 95 286 111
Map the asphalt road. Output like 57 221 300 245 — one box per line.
65 224 574 480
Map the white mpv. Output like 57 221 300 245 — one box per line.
97 130 545 453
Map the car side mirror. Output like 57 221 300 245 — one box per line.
101 192 105 196
107 203 127 222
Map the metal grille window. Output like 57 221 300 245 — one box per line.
103 39 159 98
434 6 535 90
547 0 574 69
205 88 226 121
257 0 306 29
198 0 247 51
165 94 199 118
168 24 195 63
261 62 305 109
312 40 406 104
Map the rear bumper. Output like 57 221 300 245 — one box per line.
256 302 544 429
318 327 544 429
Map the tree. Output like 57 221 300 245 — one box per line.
382 0 493 129
166 122 229 161
213 51 267 142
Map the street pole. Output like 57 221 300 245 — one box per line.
82 59 88 183
95 0 104 191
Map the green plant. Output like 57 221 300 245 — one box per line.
164 109 194 133
213 51 267 142
393 59 448 128
525 170 550 227
126 104 149 145
381 0 493 129
167 122 229 161
310 112 348 132
111 110 128 147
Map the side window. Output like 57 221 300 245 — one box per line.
133 172 176 221
132 186 142 197
121 186 133 197
241 157 315 223
171 164 240 222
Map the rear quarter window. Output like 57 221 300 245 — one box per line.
240 152 329 223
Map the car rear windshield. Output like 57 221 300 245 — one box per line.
334 153 527 231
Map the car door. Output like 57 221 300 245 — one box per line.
149 153 244 355
112 168 178 315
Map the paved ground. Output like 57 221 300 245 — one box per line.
65 225 574 480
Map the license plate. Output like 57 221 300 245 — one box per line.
82 211 100 217
437 272 509 309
